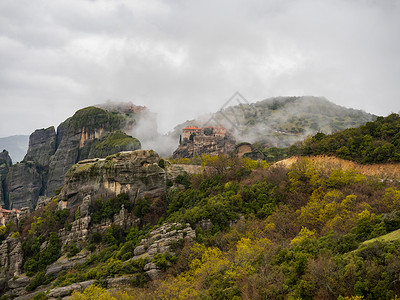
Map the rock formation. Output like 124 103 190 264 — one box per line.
45 106 126 196
2 105 143 210
0 150 12 207
0 148 190 298
6 163 42 210
172 125 236 159
0 237 23 279
58 150 166 210
173 135 236 158
132 222 195 280
23 127 56 168
0 150 12 176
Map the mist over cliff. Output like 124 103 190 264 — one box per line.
168 96 376 150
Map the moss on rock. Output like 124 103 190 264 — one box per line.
89 130 141 159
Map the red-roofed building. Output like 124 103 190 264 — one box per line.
214 126 227 137
129 104 146 113
181 125 229 143
0 207 21 226
182 126 202 141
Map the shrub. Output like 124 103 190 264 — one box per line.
26 271 51 291
133 197 150 218
67 244 80 258
175 174 191 188
90 193 133 224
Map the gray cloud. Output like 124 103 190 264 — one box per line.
0 0 399 138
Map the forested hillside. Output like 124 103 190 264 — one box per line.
300 113 400 163
4 153 400 299
255 113 400 164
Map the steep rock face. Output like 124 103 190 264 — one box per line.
24 126 56 167
0 237 23 278
2 128 55 210
59 150 166 210
3 106 143 210
0 150 12 177
58 195 92 247
132 222 195 280
46 107 125 196
0 150 12 207
173 135 236 158
6 163 42 209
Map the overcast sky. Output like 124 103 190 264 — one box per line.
0 0 399 137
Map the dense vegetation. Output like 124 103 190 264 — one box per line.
66 106 124 132
299 113 400 164
7 151 400 299
246 113 400 164
67 155 400 299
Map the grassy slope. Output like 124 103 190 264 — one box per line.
276 155 400 179
362 228 400 245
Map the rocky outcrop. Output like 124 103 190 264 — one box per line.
35 197 51 211
45 254 88 278
173 135 236 159
0 237 23 278
3 128 55 210
132 222 195 280
47 280 95 298
23 127 56 168
58 195 92 247
46 107 123 196
6 163 42 209
0 237 25 297
43 274 137 298
0 150 12 207
59 150 166 210
0 150 12 177
2 106 143 210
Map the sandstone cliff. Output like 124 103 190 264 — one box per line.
46 106 125 196
59 150 166 210
3 106 143 210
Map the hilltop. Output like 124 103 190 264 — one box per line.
171 96 376 149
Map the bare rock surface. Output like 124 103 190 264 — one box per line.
58 150 166 210
131 222 195 280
